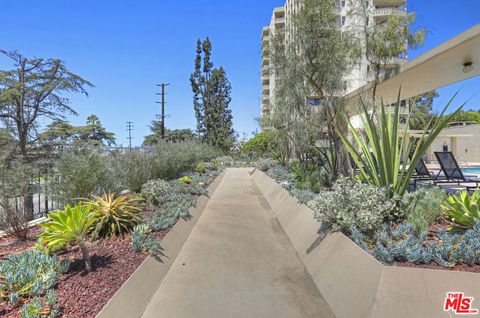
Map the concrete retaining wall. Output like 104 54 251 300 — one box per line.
252 170 480 318
96 171 226 318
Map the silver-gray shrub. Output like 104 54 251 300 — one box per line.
290 188 316 205
141 179 171 206
256 158 276 172
309 178 396 235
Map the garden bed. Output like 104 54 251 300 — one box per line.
0 168 225 318
0 212 169 318
251 169 480 318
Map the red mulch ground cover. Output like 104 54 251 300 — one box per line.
0 211 170 318
395 261 480 273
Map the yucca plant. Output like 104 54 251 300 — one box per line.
336 90 464 198
443 190 480 229
82 193 143 239
39 205 95 271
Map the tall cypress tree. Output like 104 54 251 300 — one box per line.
190 38 234 151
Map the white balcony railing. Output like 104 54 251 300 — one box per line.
262 84 270 93
372 7 406 18
373 0 405 7
383 57 407 66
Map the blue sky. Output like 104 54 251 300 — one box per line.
0 1 479 146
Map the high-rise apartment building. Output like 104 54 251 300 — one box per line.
261 0 408 117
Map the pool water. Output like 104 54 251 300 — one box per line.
463 168 480 174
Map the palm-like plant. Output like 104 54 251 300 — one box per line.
39 205 95 271
336 91 464 198
82 193 143 239
443 190 480 229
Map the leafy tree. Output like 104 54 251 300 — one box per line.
190 38 234 151
144 120 196 145
77 115 116 146
263 0 360 169
349 3 426 99
241 131 273 158
39 115 115 147
0 50 93 159
38 119 77 147
450 111 480 124
408 91 439 130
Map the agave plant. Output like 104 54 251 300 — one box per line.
336 90 464 198
443 190 480 229
39 204 95 271
82 193 143 239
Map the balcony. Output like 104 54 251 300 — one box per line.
262 66 269 76
262 57 270 67
373 0 405 6
382 57 407 67
274 16 286 27
262 84 270 93
372 7 407 19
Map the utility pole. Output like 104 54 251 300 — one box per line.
156 83 170 139
126 121 134 152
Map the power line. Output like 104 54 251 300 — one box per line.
156 83 170 139
126 121 134 151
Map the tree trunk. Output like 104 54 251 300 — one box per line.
78 240 92 272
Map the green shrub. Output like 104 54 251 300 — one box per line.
82 193 143 239
39 204 95 271
241 131 272 158
0 250 64 315
55 145 118 204
443 190 480 229
178 176 193 184
141 179 171 206
151 141 221 180
111 151 156 193
195 162 206 174
292 162 322 193
309 178 395 235
401 187 445 232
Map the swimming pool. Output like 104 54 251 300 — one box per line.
463 167 480 174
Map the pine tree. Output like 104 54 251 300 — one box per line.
190 38 234 151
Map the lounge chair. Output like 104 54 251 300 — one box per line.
412 157 444 189
433 152 479 189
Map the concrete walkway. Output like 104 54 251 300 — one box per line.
141 168 334 318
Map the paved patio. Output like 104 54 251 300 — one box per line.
140 168 334 318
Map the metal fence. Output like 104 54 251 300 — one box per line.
0 173 62 222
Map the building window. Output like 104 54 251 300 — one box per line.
341 0 345 8
341 16 346 26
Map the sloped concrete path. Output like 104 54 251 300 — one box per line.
140 168 334 318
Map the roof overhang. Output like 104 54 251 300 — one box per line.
345 24 480 106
